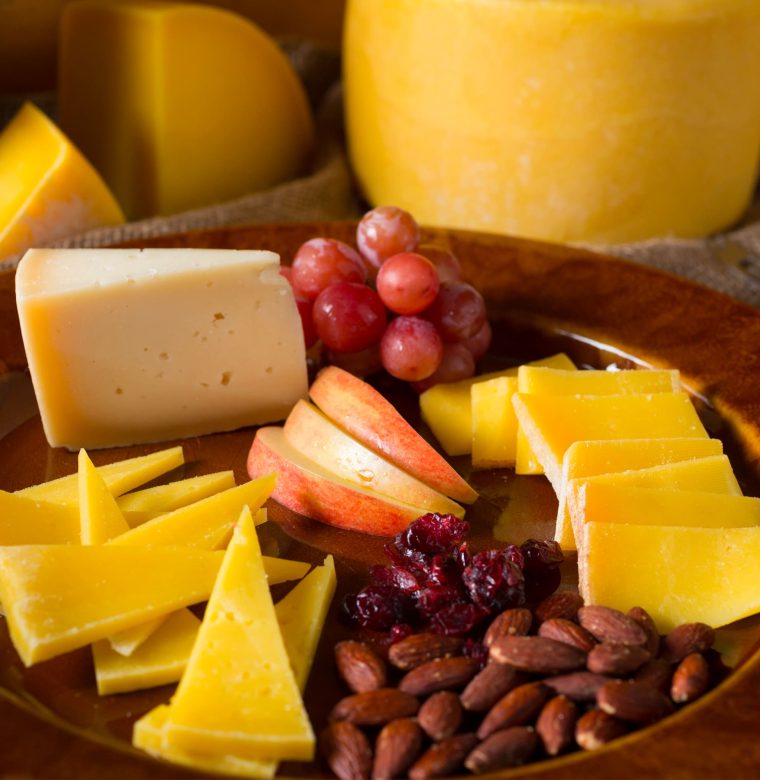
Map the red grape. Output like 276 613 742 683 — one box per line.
424 281 486 342
313 282 387 353
462 320 492 361
379 316 443 381
356 206 420 270
325 345 383 377
291 238 367 301
279 265 293 284
412 343 476 393
417 244 461 284
376 252 440 315
295 298 318 349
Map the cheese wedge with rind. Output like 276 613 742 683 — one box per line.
0 544 224 666
164 507 314 761
79 449 130 544
555 437 724 549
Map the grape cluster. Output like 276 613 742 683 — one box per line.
283 206 492 389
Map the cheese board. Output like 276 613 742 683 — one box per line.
2 222 760 778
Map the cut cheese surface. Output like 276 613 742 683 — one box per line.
0 490 79 545
15 248 308 450
515 367 679 475
0 101 124 261
78 449 130 544
471 376 519 469
0 544 224 666
16 446 185 504
164 507 314 761
580 522 760 632
555 437 724 548
513 392 707 493
420 353 575 456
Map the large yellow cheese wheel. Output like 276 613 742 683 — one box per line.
344 0 760 243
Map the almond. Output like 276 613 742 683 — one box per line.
535 591 584 623
388 633 464 671
627 606 661 657
320 720 373 780
538 618 597 653
536 695 578 757
460 662 523 712
575 708 628 750
544 671 611 702
597 680 674 724
671 652 710 704
483 608 533 647
634 658 673 695
465 726 537 773
587 643 651 676
490 635 587 675
408 733 478 780
335 640 387 693
372 718 422 780
662 623 715 664
418 691 462 741
398 656 480 697
331 688 420 726
477 681 550 739
578 605 648 646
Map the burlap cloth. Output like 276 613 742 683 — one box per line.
6 39 760 308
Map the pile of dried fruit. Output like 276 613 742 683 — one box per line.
322 516 726 778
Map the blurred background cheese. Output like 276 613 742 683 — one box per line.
0 102 124 262
344 0 760 243
58 1 315 219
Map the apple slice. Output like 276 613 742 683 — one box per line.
309 366 477 504
247 427 438 536
284 400 464 517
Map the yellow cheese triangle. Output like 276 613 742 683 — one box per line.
16 446 184 504
164 507 314 761
108 615 170 658
0 490 79 545
471 376 519 469
0 544 224 666
78 449 130 544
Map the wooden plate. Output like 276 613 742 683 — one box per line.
2 222 760 779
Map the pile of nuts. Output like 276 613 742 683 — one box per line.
320 592 722 779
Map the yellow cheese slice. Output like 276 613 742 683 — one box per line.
118 471 237 526
0 101 124 262
0 544 224 666
108 615 169 658
94 609 202 695
471 375 519 469
515 367 681 475
512 392 707 494
16 446 185 505
108 476 274 549
0 490 79 545
163 507 314 762
555 437 724 549
420 353 575 456
78 449 130 544
580 522 760 632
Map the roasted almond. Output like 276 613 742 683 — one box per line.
465 726 537 773
477 681 550 739
535 591 584 623
627 606 661 657
483 608 533 647
388 633 464 670
320 720 373 780
408 733 478 780
575 708 628 751
587 642 651 676
536 695 578 757
418 691 463 741
544 671 611 702
597 680 674 724
634 658 673 695
662 623 715 664
578 605 648 646
538 618 597 653
460 662 523 712
372 718 422 780
398 656 480 697
335 640 387 693
490 635 587 675
331 688 420 726
671 652 710 704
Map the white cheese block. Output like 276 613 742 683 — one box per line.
15 248 307 449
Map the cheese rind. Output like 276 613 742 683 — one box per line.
15 248 308 450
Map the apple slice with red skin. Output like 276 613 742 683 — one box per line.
247 427 438 536
309 366 477 504
284 399 464 518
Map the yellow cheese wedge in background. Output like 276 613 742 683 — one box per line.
513 392 708 493
164 507 314 761
515 367 681 475
580 522 760 632
420 353 575 456
58 1 314 219
0 102 124 262
0 490 79 545
471 375 519 469
78 449 130 544
16 446 185 504
0 544 224 666
555 437 724 548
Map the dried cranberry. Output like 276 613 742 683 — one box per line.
389 623 415 644
399 513 469 557
384 539 429 578
462 549 525 612
370 564 421 593
346 586 415 631
462 638 489 667
504 543 525 571
429 602 483 637
415 585 465 619
524 565 562 605
521 539 563 573
425 553 459 586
